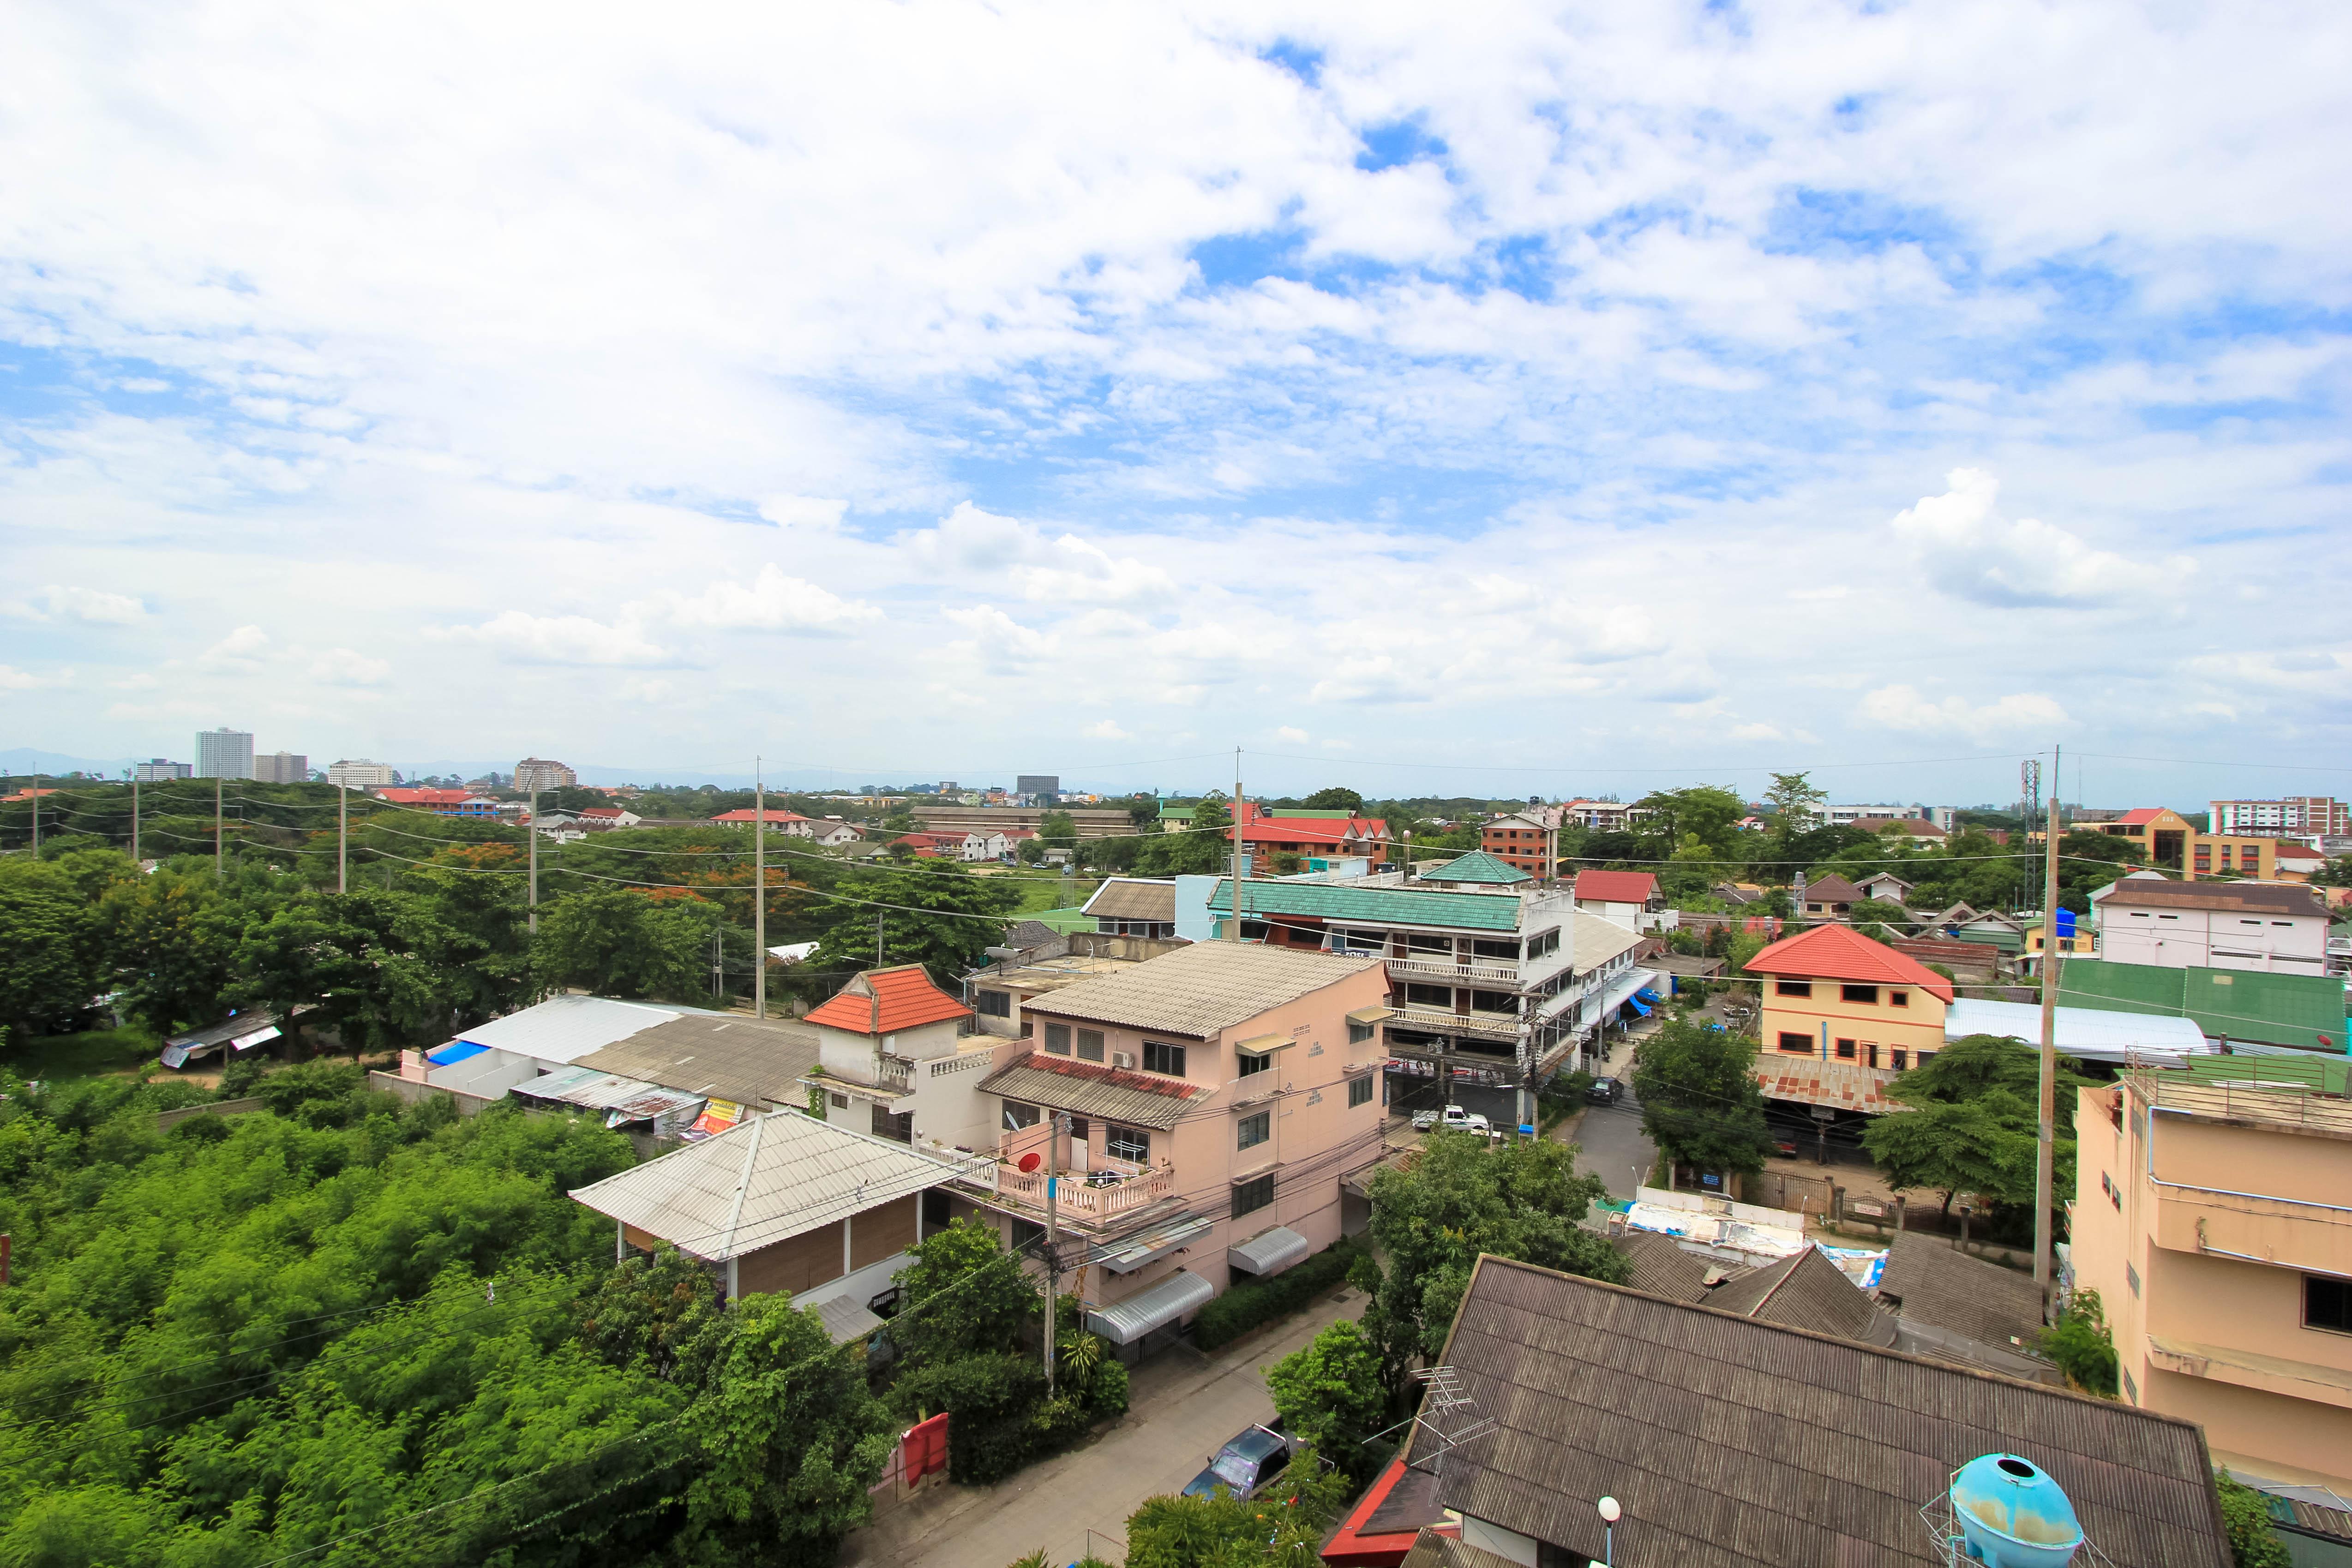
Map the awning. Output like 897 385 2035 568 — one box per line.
1625 995 1651 1017
1090 1213 1215 1274
1635 987 1663 1005
1227 1225 1309 1276
428 1041 490 1066
230 1024 282 1052
808 1295 885 1345
1086 1269 1215 1345
1345 1006 1396 1025
1233 1033 1296 1055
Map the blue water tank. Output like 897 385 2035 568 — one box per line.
1950 1454 2084 1568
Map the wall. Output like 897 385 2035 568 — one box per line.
1760 978 1947 1075
367 1070 501 1117
2101 904 2328 972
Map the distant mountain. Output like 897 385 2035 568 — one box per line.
0 748 137 779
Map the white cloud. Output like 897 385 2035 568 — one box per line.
618 676 674 703
312 648 390 686
1860 684 2070 740
1277 726 1309 744
1731 723 1783 742
1890 469 2189 608
942 605 1058 672
201 625 270 668
4 585 145 624
654 566 880 634
758 495 848 529
428 611 668 666
1081 718 1132 740
0 665 66 690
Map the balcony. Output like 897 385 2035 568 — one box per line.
1388 1002 1524 1042
992 1160 1178 1225
2151 1183 2352 1279
1384 954 1521 986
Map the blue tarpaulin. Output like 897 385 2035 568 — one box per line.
1636 987 1663 1004
426 1041 489 1066
1626 995 1652 1017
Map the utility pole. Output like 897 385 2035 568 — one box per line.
712 927 723 1001
130 771 139 865
214 775 223 879
876 909 884 968
2033 744 2062 1309
336 784 347 894
1044 1111 1065 1398
527 789 540 934
29 772 39 856
1228 746 1243 940
754 758 766 1020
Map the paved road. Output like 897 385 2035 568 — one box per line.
843 1286 1363 1568
1560 1087 1657 1200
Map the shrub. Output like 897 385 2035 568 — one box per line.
1087 1356 1128 1418
2037 1289 2119 1397
1190 1241 1359 1351
2215 1469 2289 1568
890 1352 1050 1485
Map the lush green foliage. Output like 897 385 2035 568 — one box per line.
807 862 1022 985
1191 1241 1362 1350
2214 1470 2291 1568
2037 1288 2119 1396
1121 1452 1354 1568
1631 1017 1776 1176
1862 1035 2084 1216
1358 1136 1624 1396
1265 1320 1387 1483
0 857 108 1033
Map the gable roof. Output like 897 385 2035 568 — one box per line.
1800 872 1866 904
1573 868 1658 904
1018 940 1380 1037
1420 850 1534 886
1082 877 1178 922
1210 876 1524 934
977 1052 1207 1129
2098 879 2326 917
1415 1255 2232 1568
1875 1231 2045 1357
450 993 696 1065
1702 1245 1896 1346
1745 923 1956 1000
803 965 971 1035
708 808 811 824
1568 907 1644 969
570 1013 822 1109
2118 807 2169 825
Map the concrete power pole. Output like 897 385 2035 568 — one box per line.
528 789 540 934
336 784 347 894
1228 747 1243 940
29 772 37 856
214 775 223 879
1044 1111 1065 1398
129 772 139 865
754 758 766 1020
2033 744 2062 1309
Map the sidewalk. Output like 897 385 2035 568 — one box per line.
842 1284 1365 1568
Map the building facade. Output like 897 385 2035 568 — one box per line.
1479 808 1558 876
133 759 192 781
513 757 578 792
326 759 397 789
800 965 997 1147
1748 923 1954 1112
2093 880 2331 974
372 787 499 818
252 750 308 784
2074 1060 2352 1490
2211 796 2349 839
2098 806 2291 881
195 727 254 779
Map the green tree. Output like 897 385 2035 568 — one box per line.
1860 1035 2085 1216
1630 1017 1775 1176
1764 771 1826 847
2312 854 2352 888
809 863 1020 985
1845 897 1911 940
1122 1454 1353 1568
534 886 729 1001
1631 784 1746 858
1265 1320 1387 1483
0 859 106 1036
2037 1288 2119 1396
2215 1470 2291 1568
886 1218 1038 1371
1035 809 1078 848
1301 787 1363 812
96 860 256 1035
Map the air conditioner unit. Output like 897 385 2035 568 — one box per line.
1112 1051 1136 1070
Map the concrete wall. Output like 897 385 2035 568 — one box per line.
2100 904 2328 972
1762 977 1946 1074
367 1070 501 1117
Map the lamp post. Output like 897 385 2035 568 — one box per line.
1597 1495 1621 1566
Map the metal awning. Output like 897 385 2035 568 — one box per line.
1086 1269 1215 1345
1090 1213 1215 1274
808 1295 885 1345
1234 1033 1296 1054
1626 995 1651 1017
1227 1225 1310 1276
1345 1006 1397 1025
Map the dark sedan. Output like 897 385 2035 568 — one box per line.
1181 1423 1293 1500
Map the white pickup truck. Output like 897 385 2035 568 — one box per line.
1411 1104 1492 1135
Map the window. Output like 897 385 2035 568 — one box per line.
829 1091 850 1110
1020 1018 1034 1038
1001 1100 1041 1131
1841 984 1878 1004
1348 1020 1375 1045
1776 980 1812 998
1916 1051 1936 1067
1143 1041 1187 1077
1233 1173 1275 1218
977 988 1012 1017
1107 1125 1149 1162
1835 1038 1856 1060
1891 1049 1908 1071
1044 1023 1071 1056
1236 1050 1272 1077
1349 1074 1374 1108
1889 991 1908 1008
1237 1111 1271 1150
1076 1029 1105 1063
2307 1275 2352 1335
1778 1031 1814 1054
1404 983 1452 1007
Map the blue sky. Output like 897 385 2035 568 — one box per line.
1 2 2347 808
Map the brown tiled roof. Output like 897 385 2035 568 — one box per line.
1411 1255 2232 1568
1082 878 1178 922
978 1053 1206 1130
1019 940 1380 1038
1703 1245 1897 1347
1608 1232 1721 1304
1875 1231 2044 1352
1800 872 1866 904
2099 879 2326 917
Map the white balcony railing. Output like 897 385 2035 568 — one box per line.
1388 1003 1524 1041
992 1161 1177 1224
1383 955 1521 985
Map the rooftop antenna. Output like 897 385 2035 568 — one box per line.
1405 1365 1498 1480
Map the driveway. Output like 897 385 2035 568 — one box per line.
843 1286 1364 1568
1559 1084 1657 1200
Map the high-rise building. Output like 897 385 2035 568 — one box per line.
514 757 577 792
326 759 397 789
195 728 255 780
134 759 192 781
2210 796 2349 838
253 751 309 784
1015 774 1059 802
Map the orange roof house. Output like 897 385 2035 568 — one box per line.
1746 924 1953 1113
804 964 973 1036
1572 869 1660 907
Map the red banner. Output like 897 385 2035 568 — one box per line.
903 1412 948 1484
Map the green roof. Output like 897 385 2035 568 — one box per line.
1158 804 1194 822
1207 877 1522 932
2058 959 2347 1052
1419 850 1533 886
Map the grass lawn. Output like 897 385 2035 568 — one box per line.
10 1025 162 1083
1008 874 1100 916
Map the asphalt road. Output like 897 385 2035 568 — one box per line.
1562 1086 1658 1200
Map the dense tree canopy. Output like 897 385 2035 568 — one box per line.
1861 1034 2086 1217
1631 1017 1776 1177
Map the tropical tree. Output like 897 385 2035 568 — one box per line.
0 857 107 1036
1764 771 1826 846
1861 1034 2086 1216
1266 1319 1388 1483
534 885 730 1001
1630 1017 1776 1177
1630 784 1746 858
807 862 1020 984
1301 786 1364 811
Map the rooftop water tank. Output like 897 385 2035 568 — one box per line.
1950 1454 2085 1568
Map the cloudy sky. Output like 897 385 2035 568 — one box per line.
2 2 2346 804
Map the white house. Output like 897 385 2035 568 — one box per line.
799 965 998 1148
810 819 864 848
1853 870 1915 906
2092 879 2331 974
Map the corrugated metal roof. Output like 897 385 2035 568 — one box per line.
1083 878 1179 921
1086 1269 1214 1344
1227 1225 1309 1275
1875 1231 2044 1354
511 1068 704 1120
809 1296 885 1344
1209 877 1524 933
1703 1246 1896 1346
1945 997 2213 1063
2059 959 2346 1050
1420 850 1532 886
568 1110 979 1261
980 1057 1202 1130
1567 909 1643 970
570 1014 821 1109
1091 1212 1215 1272
456 994 689 1065
2099 879 2326 917
1020 939 1382 1036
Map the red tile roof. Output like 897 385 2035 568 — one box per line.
1574 869 1659 904
1745 922 1954 1001
374 787 483 805
708 808 811 824
803 965 972 1035
2118 808 2166 826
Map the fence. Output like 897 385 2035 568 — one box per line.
366 1071 502 1118
156 1097 266 1129
1740 1168 1841 1220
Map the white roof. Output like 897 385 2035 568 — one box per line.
1567 908 1644 968
567 1110 983 1262
767 941 820 963
454 994 690 1066
1944 998 2215 1064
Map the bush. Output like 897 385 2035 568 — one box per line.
2215 1469 2290 1568
2038 1288 2119 1397
1190 1241 1359 1351
1088 1356 1128 1418
891 1351 1048 1484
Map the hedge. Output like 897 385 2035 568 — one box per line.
1191 1240 1361 1350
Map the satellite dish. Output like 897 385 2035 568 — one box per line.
1017 1151 1042 1173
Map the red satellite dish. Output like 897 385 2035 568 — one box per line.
1017 1151 1043 1173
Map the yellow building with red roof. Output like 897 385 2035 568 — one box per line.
1745 923 1954 1113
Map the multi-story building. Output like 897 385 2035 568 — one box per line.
2092 879 2331 974
133 759 192 781
513 757 577 792
194 727 254 779
802 964 997 1146
1207 864 1650 1126
2211 795 2349 839
2075 1057 2352 1490
1234 802 1392 863
326 759 397 789
2097 806 2291 881
252 750 308 784
372 787 499 818
1572 868 1662 927
1748 923 1954 1113
1480 807 1559 876
1813 802 1958 831
1561 798 1641 832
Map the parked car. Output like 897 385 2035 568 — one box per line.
1586 1076 1620 1106
1182 1424 1295 1500
1411 1104 1492 1134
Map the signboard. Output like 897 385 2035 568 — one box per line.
685 1098 744 1139
1848 1200 1887 1219
230 1025 282 1052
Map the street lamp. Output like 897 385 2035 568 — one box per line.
1597 1496 1621 1566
